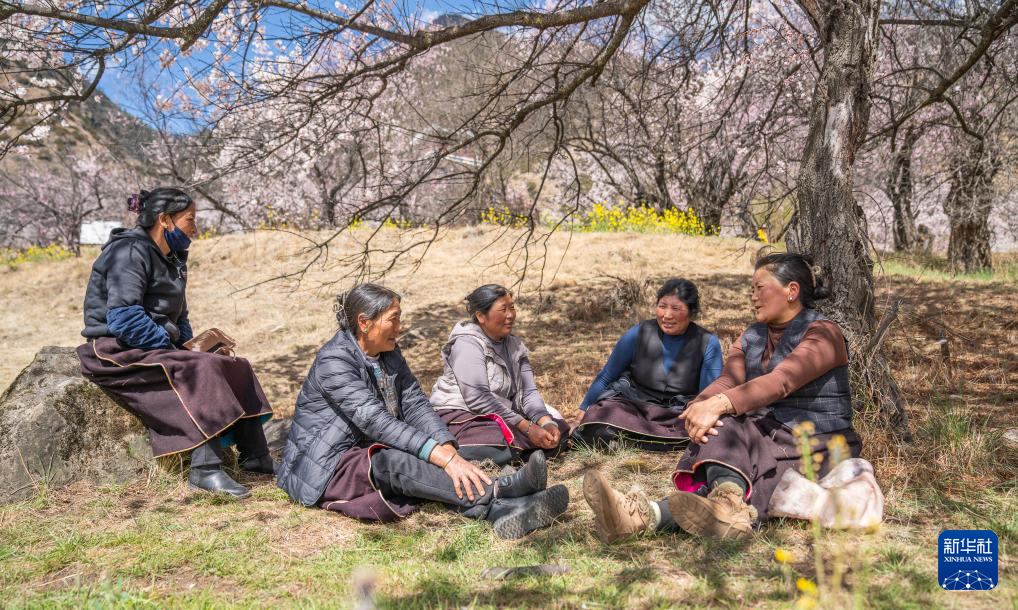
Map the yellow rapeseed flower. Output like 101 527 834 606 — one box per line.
796 578 818 596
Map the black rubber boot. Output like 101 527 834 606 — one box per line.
188 466 251 498
485 484 569 539
239 454 278 475
495 450 547 499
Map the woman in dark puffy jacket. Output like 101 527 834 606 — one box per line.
77 188 275 499
276 283 569 539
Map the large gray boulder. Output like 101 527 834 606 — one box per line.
0 346 154 502
1 347 294 502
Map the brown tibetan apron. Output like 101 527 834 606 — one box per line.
76 337 273 457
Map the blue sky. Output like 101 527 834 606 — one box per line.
98 0 489 126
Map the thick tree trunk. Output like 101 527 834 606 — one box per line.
686 152 736 232
945 138 998 273
312 164 338 227
887 127 921 252
793 0 909 434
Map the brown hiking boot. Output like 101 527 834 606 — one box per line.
668 482 758 541
582 470 652 544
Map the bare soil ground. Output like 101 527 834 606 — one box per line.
0 229 1014 608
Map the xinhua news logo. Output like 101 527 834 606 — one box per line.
938 530 998 591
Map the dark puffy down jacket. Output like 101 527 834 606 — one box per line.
277 329 457 506
81 227 189 344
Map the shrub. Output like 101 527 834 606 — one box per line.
479 206 529 229
1 244 74 268
574 203 710 235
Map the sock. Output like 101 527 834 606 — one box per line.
647 499 662 529
705 464 749 495
654 499 680 532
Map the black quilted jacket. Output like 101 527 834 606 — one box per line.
277 329 456 506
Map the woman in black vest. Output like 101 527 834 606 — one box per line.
582 253 862 542
77 188 275 498
277 283 569 539
572 279 723 451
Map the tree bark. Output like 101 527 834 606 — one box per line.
793 0 910 434
685 151 737 232
886 126 921 252
945 137 998 273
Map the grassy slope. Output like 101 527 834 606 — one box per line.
0 228 1014 608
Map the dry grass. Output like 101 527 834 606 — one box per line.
0 227 756 415
0 228 1015 608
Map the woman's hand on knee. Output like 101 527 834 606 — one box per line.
680 394 732 445
520 418 557 449
536 416 561 447
431 444 491 501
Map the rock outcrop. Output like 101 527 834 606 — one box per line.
0 346 153 501
1 346 294 502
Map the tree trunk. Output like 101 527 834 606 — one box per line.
793 0 910 434
886 127 921 252
312 163 338 227
686 152 736 232
945 138 998 273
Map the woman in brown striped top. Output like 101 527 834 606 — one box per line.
582 252 863 542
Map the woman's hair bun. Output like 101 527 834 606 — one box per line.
813 273 832 300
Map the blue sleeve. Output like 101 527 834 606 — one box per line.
176 314 193 347
106 305 173 350
417 438 438 461
699 334 724 392
580 325 639 410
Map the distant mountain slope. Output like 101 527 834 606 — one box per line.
1 60 154 165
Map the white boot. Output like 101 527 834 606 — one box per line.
769 458 883 529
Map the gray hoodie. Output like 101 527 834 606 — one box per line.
429 321 548 426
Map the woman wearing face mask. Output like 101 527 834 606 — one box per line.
77 188 275 498
277 283 569 538
583 253 863 543
572 279 723 451
430 284 570 465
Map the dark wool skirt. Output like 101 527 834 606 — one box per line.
576 396 690 444
76 338 273 457
436 408 570 453
672 412 862 520
318 444 419 523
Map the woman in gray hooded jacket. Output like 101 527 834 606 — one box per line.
277 283 569 539
430 285 570 465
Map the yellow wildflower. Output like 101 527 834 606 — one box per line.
796 578 818 596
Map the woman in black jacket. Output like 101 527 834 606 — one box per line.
77 188 274 499
277 283 569 539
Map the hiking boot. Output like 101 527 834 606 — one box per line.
239 454 278 475
582 469 652 544
486 484 569 539
188 466 251 499
495 450 547 499
668 481 757 541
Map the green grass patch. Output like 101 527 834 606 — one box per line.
875 253 1018 283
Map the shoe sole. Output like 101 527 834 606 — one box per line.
492 485 569 539
187 482 252 499
582 470 621 544
668 492 753 541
